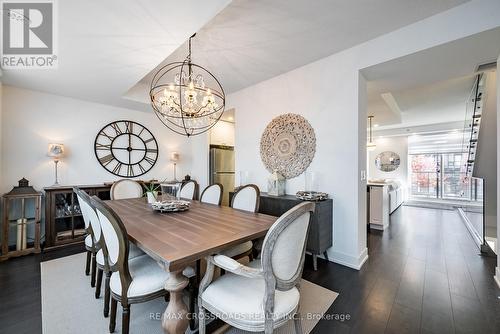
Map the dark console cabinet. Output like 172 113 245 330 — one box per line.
44 184 111 249
230 192 333 270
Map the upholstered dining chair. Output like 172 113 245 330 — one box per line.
91 196 195 334
220 184 260 260
110 180 143 200
199 201 315 334
77 188 145 317
200 183 223 205
76 188 102 287
179 180 198 200
77 188 98 287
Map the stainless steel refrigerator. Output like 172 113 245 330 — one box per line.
209 145 235 206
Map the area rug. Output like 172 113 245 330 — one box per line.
41 253 338 334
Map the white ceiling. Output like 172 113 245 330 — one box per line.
0 0 232 111
128 0 469 104
364 26 500 130
0 0 468 111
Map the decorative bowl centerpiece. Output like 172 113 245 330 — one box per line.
296 191 329 201
151 200 190 213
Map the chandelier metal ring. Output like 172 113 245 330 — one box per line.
149 34 226 137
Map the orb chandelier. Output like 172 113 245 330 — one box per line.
150 34 225 137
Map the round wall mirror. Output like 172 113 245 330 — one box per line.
375 151 400 172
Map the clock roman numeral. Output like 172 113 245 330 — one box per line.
146 148 158 153
111 123 122 135
112 162 122 174
138 163 146 174
95 143 111 151
144 137 155 144
99 154 114 166
125 121 133 134
99 132 114 141
144 156 156 165
127 165 134 177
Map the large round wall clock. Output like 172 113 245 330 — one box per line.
94 120 159 178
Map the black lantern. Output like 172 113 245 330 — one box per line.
1 178 42 260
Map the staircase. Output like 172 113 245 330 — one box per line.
461 73 484 176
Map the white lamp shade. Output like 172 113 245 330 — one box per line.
48 143 64 158
170 152 180 162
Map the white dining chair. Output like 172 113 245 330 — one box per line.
179 180 198 200
110 180 143 200
200 183 223 205
231 184 260 212
219 184 260 260
91 196 195 334
76 188 102 288
76 188 145 318
199 201 315 334
77 188 98 287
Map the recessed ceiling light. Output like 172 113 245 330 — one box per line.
374 124 379 127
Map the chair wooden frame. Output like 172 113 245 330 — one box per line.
198 201 315 334
90 196 199 333
228 184 261 261
75 187 98 287
200 183 223 206
91 196 169 333
179 180 199 200
75 188 112 317
110 180 143 200
231 184 260 213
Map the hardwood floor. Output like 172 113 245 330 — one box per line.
0 206 498 333
303 206 500 334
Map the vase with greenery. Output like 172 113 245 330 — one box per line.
144 182 160 204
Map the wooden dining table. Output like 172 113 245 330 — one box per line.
105 197 277 334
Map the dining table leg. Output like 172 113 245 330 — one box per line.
162 269 190 334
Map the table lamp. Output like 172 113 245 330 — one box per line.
170 152 180 181
47 143 64 185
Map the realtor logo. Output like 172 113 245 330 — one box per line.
1 0 58 68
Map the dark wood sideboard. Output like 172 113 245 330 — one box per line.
230 191 333 270
44 184 111 249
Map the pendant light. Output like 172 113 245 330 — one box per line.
149 34 225 137
367 116 376 151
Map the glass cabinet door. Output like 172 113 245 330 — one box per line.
54 191 84 243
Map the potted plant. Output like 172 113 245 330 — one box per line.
144 182 160 204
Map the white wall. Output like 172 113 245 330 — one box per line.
228 0 500 269
368 136 408 189
209 120 235 146
0 86 202 193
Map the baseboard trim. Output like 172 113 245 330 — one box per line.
495 268 500 289
370 223 387 231
329 248 368 270
457 207 483 249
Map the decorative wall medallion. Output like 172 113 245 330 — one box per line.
375 151 400 172
94 120 158 178
260 113 316 179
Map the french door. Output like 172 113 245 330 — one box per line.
410 153 470 200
